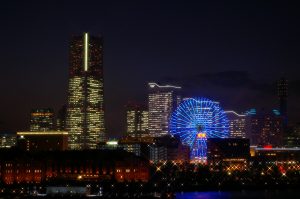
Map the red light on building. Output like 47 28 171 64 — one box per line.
278 165 286 175
263 145 272 149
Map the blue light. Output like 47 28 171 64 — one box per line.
169 97 229 160
272 109 280 116
246 108 256 115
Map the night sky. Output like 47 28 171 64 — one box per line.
0 0 299 137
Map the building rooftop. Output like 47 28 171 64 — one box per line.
17 131 68 136
148 82 181 89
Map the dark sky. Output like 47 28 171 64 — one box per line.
0 0 299 137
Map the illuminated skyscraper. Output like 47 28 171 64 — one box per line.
225 110 247 138
126 103 148 137
30 108 54 132
148 83 181 137
66 32 105 150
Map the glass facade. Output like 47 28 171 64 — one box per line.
66 33 105 150
148 83 181 137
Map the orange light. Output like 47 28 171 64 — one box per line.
197 133 206 138
31 113 53 116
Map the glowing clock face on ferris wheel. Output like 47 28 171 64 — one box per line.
169 97 229 160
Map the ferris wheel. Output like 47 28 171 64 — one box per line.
169 97 229 160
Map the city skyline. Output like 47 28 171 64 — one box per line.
0 1 300 197
0 1 300 138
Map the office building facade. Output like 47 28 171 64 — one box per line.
0 132 16 148
148 83 181 137
66 33 105 150
207 138 250 172
247 109 283 147
225 110 247 138
126 103 148 137
17 131 69 151
30 108 54 131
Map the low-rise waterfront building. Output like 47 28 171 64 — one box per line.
17 131 68 151
0 149 150 185
207 138 250 172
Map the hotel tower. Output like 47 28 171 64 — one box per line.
148 83 181 137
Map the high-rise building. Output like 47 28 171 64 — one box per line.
246 109 283 147
148 82 181 137
56 105 67 131
225 110 247 138
126 103 148 137
66 32 105 150
277 78 288 127
30 108 54 132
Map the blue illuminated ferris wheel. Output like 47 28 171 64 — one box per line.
169 97 229 160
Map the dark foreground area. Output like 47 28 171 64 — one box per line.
176 189 300 199
0 160 299 198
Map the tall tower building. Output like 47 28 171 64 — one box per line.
148 83 181 137
66 32 105 150
126 103 148 137
277 78 288 127
30 108 54 132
